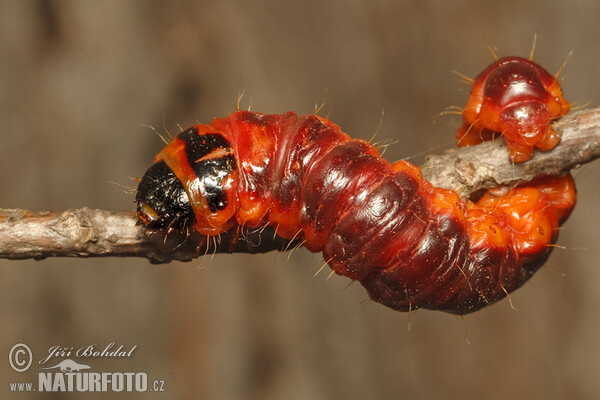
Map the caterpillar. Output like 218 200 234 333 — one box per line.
136 58 576 315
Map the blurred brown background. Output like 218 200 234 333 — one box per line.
1 1 599 399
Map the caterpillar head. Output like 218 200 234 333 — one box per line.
136 161 194 231
136 124 239 237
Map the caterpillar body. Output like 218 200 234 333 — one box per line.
136 58 575 315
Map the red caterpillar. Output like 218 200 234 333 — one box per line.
136 59 575 315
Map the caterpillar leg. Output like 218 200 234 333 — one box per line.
458 56 569 162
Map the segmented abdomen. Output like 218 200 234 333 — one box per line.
148 111 575 314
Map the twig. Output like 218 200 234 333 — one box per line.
1 107 599 263
0 208 289 263
421 107 600 198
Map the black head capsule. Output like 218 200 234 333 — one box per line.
136 161 194 230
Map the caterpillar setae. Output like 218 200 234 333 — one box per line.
136 57 576 315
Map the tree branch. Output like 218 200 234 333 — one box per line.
2 107 599 263
0 208 290 263
422 107 600 198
